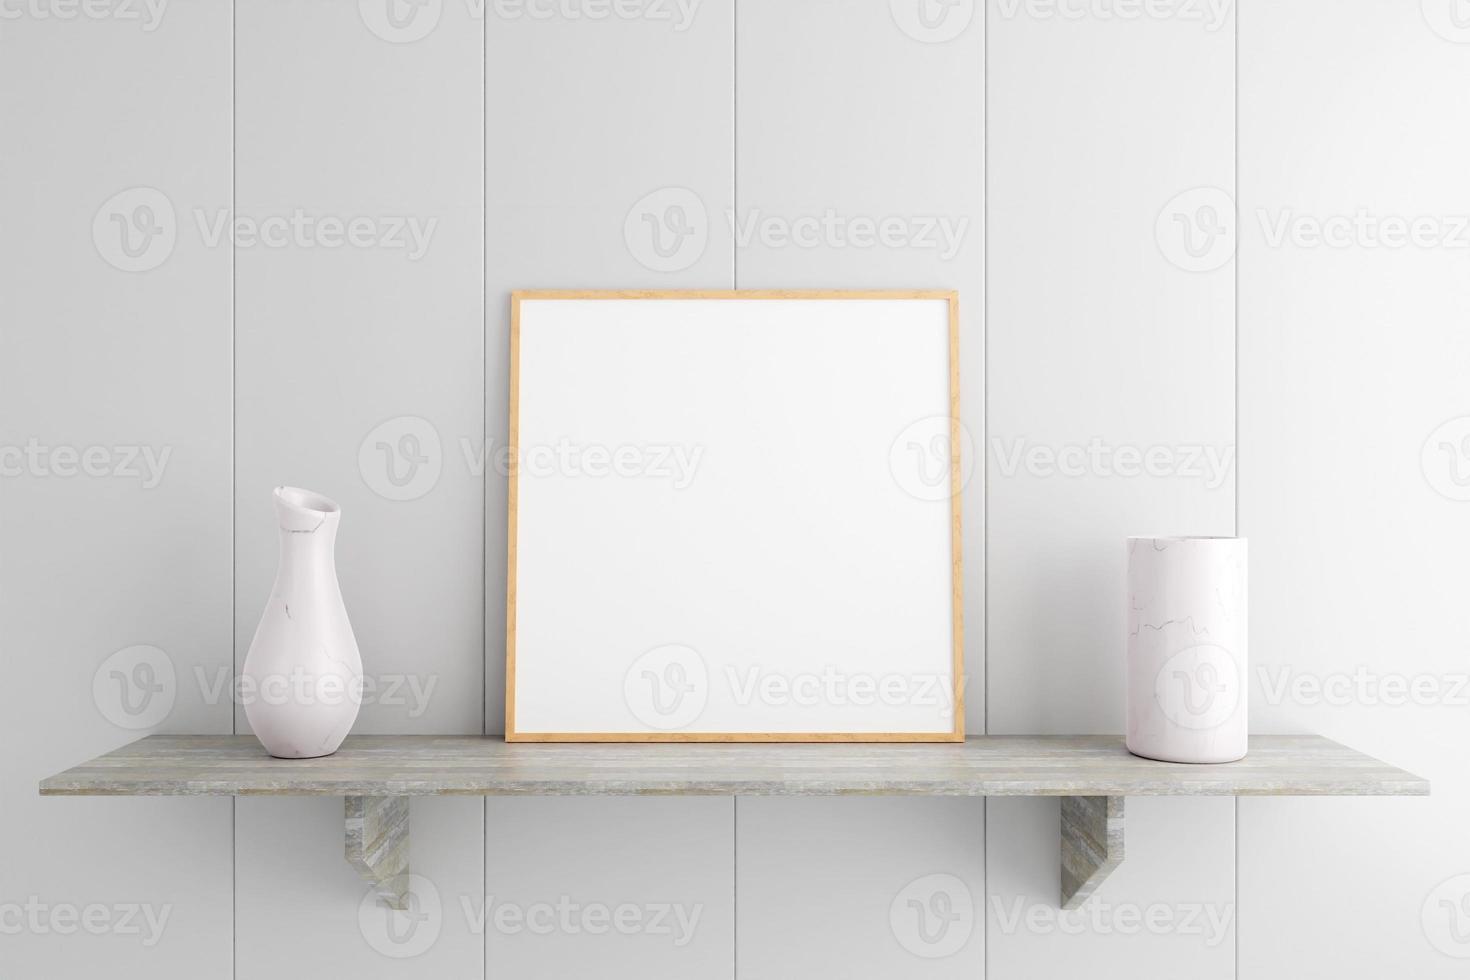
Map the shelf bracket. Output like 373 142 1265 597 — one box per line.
345 796 410 910
1060 795 1124 910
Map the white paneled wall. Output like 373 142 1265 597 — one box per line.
0 5 235 978
234 0 486 739
984 0 1237 977
4 1 1466 978
1239 2 1470 977
232 1 486 975
485 797 734 977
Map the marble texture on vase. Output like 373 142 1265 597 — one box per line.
242 487 363 759
40 734 1427 798
1127 536 1248 763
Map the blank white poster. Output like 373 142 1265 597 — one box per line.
509 294 962 739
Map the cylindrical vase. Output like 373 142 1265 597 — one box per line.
1126 536 1247 764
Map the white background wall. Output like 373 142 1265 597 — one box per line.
1 0 1465 977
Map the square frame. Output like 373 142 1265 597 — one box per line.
505 289 964 742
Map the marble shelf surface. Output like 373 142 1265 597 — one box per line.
40 734 1428 799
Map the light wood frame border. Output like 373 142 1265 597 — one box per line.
505 289 964 742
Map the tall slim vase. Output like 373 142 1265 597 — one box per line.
1126 536 1247 764
243 487 363 759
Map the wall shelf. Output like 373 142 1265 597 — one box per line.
40 734 1426 911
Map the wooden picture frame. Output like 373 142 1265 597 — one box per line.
506 290 964 742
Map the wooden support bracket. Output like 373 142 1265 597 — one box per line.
1060 796 1124 910
345 796 410 910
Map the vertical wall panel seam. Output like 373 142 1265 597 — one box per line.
733 0 738 294
1236 2 1246 976
482 2 490 745
483 9 491 980
981 4 991 975
981 2 990 974
230 2 238 978
981 3 989 742
731 4 739 979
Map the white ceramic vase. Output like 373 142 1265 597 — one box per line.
243 487 363 759
1126 536 1247 764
